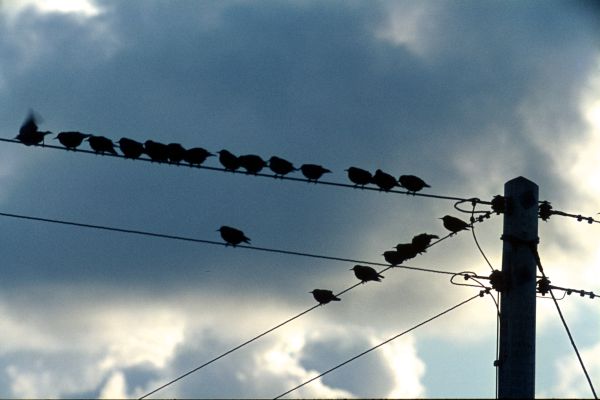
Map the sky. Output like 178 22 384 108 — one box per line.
0 0 599 398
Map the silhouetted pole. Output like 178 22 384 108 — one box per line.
498 177 539 398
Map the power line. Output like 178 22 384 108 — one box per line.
273 292 484 399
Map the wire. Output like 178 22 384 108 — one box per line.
0 137 492 204
550 210 599 225
468 201 495 272
273 292 483 399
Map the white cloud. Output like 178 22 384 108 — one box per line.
1 0 101 17
550 340 600 398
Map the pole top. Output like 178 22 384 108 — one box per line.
506 176 538 187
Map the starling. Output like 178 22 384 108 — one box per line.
218 149 241 171
55 131 90 150
351 265 384 283
16 111 52 146
217 225 251 246
346 167 372 187
300 164 331 182
167 143 186 164
382 250 407 266
399 175 430 194
118 137 145 159
372 169 398 191
239 154 267 174
87 135 118 155
394 243 419 261
411 233 439 254
310 289 341 304
144 140 170 162
440 215 470 234
269 156 297 177
183 147 214 166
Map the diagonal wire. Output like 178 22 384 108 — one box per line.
273 292 483 399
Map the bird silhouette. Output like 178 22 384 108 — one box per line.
183 147 214 166
218 149 241 171
118 137 145 159
310 289 341 304
399 175 430 194
351 265 384 283
346 167 372 187
440 215 470 234
300 164 331 182
269 156 297 177
87 135 118 155
239 154 267 174
144 140 170 163
394 243 419 261
382 250 407 266
411 233 439 254
55 131 90 150
16 111 52 146
372 169 398 191
167 143 186 164
217 225 251 246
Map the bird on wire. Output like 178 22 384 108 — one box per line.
239 154 267 175
118 137 145 159
300 164 331 182
217 225 251 247
218 149 241 171
351 265 384 283
16 111 53 146
55 131 90 150
144 140 170 163
183 147 213 166
346 167 372 188
394 242 419 261
382 250 408 266
167 143 186 164
411 233 439 254
399 174 431 194
310 289 341 304
87 135 118 155
269 156 297 177
440 215 471 234
372 169 398 192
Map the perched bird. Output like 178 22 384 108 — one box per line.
382 250 407 266
411 233 439 254
118 137 145 159
55 131 90 150
16 111 52 146
346 167 372 187
399 175 431 194
87 135 118 155
143 140 170 162
217 225 251 246
269 156 297 177
372 169 398 191
239 154 267 174
440 215 470 234
394 242 419 261
300 164 331 182
167 143 186 164
351 265 384 283
310 289 341 304
218 149 241 171
183 147 214 166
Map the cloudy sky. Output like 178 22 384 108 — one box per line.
0 0 599 398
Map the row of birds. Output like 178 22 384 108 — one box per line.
218 214 471 305
16 112 431 192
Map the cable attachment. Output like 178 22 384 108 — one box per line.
491 195 505 214
489 269 506 293
539 201 553 221
537 276 551 296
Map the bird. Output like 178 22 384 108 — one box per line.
16 111 52 146
351 265 384 283
55 131 90 150
167 143 186 164
440 215 470 234
346 167 372 187
300 164 331 182
217 225 251 246
144 140 170 162
372 169 398 191
239 154 267 174
310 289 341 304
393 243 419 261
382 250 407 266
183 147 214 166
411 233 439 254
269 156 297 177
87 135 118 155
399 175 431 194
118 137 145 159
218 149 241 171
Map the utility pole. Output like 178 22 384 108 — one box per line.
498 176 539 398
